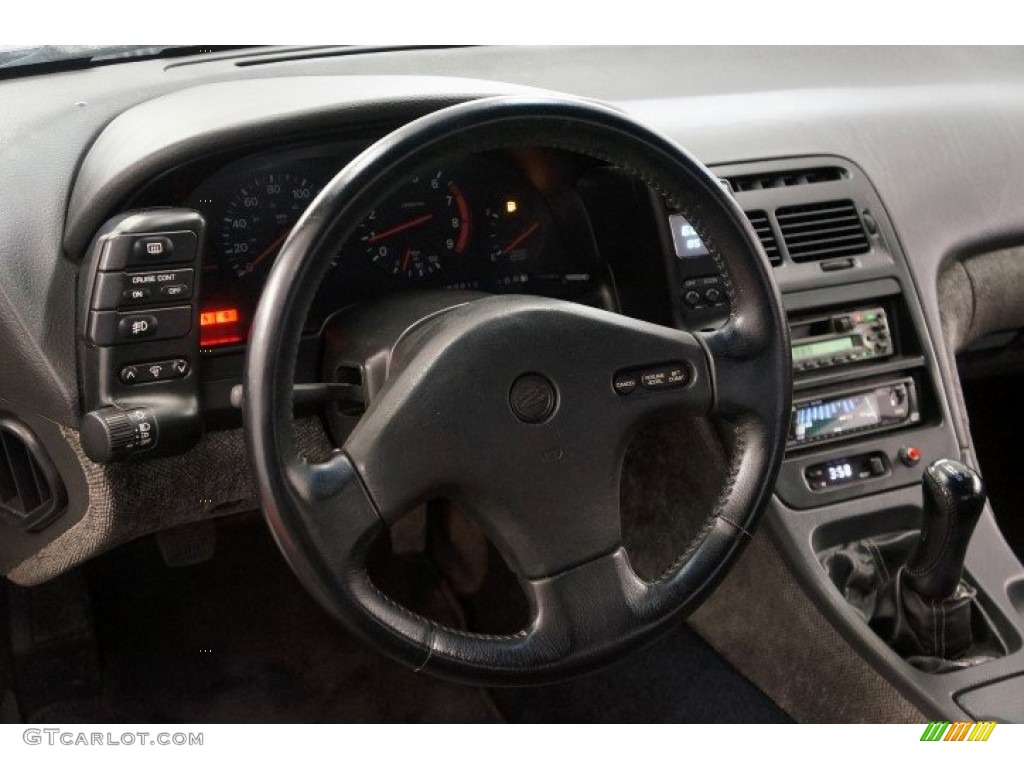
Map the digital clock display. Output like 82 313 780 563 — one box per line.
804 453 889 491
668 214 709 258
827 463 854 482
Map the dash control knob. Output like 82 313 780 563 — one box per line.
81 406 159 463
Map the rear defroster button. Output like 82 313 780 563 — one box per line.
133 235 174 262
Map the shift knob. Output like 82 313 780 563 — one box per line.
904 459 985 599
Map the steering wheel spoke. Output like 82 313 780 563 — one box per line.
281 453 384 567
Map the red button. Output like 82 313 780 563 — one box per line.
900 446 922 466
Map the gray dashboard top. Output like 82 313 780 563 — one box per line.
2 45 1024 429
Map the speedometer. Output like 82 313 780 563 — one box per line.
218 172 321 280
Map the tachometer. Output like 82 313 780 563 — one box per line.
218 172 321 280
352 171 470 279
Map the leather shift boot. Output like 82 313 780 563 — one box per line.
821 531 1005 673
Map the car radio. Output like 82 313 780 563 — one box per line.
790 306 893 372
788 377 919 448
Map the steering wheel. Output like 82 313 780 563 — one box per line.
242 95 791 685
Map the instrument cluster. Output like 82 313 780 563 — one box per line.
176 143 602 349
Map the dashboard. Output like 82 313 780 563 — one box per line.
129 144 607 348
2 46 1024 723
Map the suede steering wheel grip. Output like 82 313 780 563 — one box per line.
242 95 792 684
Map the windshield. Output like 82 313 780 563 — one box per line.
0 45 244 74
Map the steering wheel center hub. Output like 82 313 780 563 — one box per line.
509 373 558 424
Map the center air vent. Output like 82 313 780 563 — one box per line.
775 200 870 263
726 166 847 193
744 210 781 266
0 415 67 531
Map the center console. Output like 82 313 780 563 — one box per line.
697 155 1024 720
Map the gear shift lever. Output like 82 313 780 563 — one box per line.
904 459 986 600
821 457 1003 668
886 458 987 661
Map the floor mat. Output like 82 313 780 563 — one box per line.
62 516 498 724
489 621 791 724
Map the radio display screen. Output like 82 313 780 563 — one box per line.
792 336 855 361
792 392 881 442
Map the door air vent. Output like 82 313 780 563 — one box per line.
0 415 67 531
775 200 870 263
744 210 781 266
726 166 847 193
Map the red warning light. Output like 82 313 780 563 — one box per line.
200 308 240 327
200 307 243 347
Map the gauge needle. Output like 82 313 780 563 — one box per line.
401 248 412 272
249 229 292 268
499 221 541 255
366 213 434 243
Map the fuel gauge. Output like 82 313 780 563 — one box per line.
485 198 545 265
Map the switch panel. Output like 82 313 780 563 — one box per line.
78 209 206 462
91 268 195 309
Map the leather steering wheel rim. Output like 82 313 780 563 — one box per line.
243 95 792 685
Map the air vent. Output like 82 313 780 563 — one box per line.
726 166 847 193
0 415 67 531
775 200 870 263
745 210 781 266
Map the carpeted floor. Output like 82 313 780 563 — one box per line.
22 515 788 724
56 516 497 724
